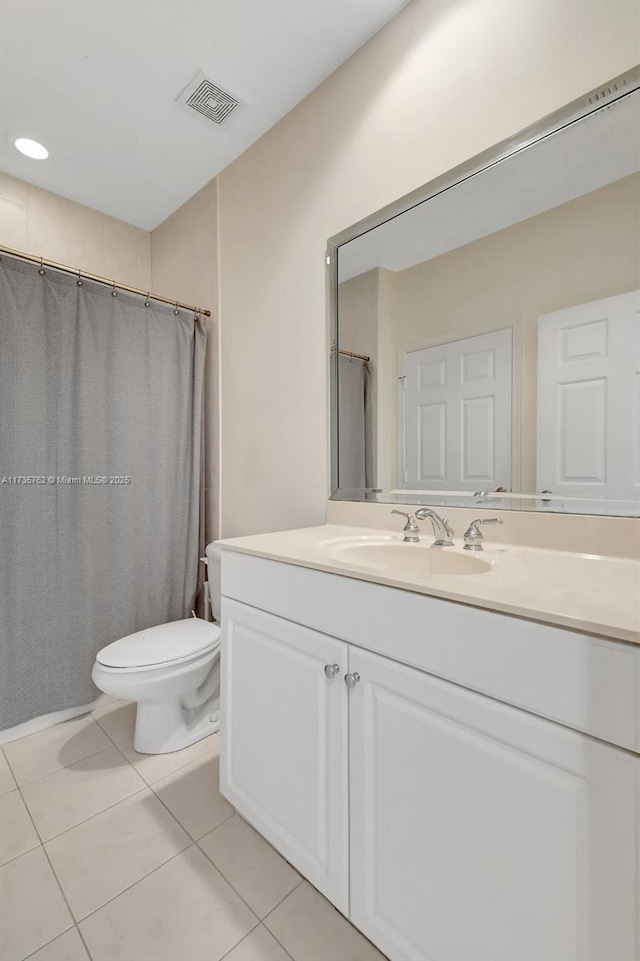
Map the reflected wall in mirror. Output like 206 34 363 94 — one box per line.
329 71 640 516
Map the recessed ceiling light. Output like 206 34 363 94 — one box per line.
14 138 49 160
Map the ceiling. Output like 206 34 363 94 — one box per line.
338 89 640 281
0 0 407 229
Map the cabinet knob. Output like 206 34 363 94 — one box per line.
324 663 340 678
344 672 361 688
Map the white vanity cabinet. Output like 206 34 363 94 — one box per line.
348 647 637 961
221 599 350 910
220 552 640 961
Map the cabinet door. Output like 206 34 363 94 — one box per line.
221 598 349 912
348 647 638 961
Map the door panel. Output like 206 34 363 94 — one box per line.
221 599 349 911
537 290 640 499
348 647 638 961
402 328 512 490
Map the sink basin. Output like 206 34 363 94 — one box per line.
329 542 491 577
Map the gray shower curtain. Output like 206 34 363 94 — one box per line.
0 256 207 730
338 354 373 490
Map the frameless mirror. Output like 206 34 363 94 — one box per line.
329 70 640 516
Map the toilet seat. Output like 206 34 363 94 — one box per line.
97 618 221 672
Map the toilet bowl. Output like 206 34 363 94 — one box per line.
91 545 224 755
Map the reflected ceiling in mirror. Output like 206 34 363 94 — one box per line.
328 70 640 517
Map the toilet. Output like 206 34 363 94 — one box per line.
91 544 223 755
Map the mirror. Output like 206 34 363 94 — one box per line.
329 71 640 516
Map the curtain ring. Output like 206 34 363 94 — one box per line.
38 256 46 276
144 293 151 307
111 283 117 297
76 270 83 287
173 301 179 316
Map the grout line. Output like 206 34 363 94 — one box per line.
96 710 220 789
4 710 303 960
0 744 18 794
218 923 295 961
39 785 150 847
75 844 198 926
150 780 235 844
73 840 251 931
194 824 303 927
16 780 81 955
21 924 80 961
75 921 94 960
0 836 41 869
192 806 235 842
259 926 295 961
260 878 304 926
3 735 115 791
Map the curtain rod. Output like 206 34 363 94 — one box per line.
0 243 212 318
338 348 370 363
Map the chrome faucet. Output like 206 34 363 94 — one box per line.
415 508 455 547
391 510 421 543
463 517 503 551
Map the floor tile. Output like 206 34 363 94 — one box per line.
4 716 110 787
92 700 136 745
22 746 145 841
26 928 90 961
79 845 258 961
200 815 300 919
91 694 119 714
45 789 190 920
0 790 40 865
153 747 233 840
117 729 219 785
0 748 17 795
222 925 292 961
265 882 388 961
0 847 73 961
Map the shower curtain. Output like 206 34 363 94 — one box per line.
338 353 373 489
0 256 207 730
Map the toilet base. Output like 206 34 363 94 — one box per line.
133 697 220 754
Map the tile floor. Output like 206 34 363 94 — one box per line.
0 698 387 961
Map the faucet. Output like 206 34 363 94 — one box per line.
414 508 455 547
463 517 503 551
391 510 421 543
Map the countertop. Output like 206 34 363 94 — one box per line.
216 524 640 645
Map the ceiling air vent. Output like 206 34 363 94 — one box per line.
178 70 242 126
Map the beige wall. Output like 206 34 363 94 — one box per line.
0 172 150 290
217 0 640 538
385 173 640 490
151 180 220 542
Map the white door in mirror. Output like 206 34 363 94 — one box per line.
401 328 512 491
537 289 640 500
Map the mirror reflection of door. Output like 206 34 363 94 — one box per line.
537 290 640 501
400 328 512 491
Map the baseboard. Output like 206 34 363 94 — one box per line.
0 698 101 745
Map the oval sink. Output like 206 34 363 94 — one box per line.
330 543 491 577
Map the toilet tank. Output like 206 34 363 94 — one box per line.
205 542 222 623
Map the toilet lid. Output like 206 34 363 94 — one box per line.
97 618 221 669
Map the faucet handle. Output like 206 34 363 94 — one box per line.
463 517 503 551
391 510 420 543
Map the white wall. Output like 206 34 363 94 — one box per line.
217 0 640 537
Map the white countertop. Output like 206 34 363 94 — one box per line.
216 524 640 644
